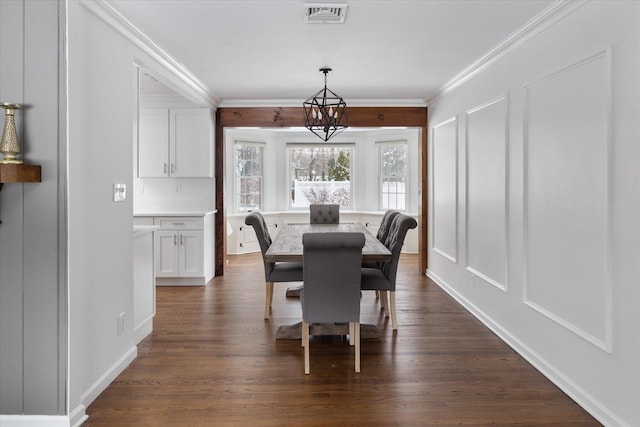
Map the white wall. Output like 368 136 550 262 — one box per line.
66 1 213 423
427 2 639 426
67 2 137 421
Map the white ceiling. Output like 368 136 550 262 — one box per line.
107 0 553 106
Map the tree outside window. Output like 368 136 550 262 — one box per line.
380 142 407 210
235 142 263 211
288 145 353 208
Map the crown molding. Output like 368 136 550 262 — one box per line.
428 0 589 105
79 0 218 107
219 99 427 108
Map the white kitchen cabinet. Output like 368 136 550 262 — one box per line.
138 107 213 178
155 229 204 277
151 214 214 286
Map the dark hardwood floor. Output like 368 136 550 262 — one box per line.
85 253 601 426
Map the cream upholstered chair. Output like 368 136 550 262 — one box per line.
360 213 417 330
301 232 365 374
309 204 340 224
244 212 303 319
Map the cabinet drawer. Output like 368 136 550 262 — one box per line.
154 217 203 229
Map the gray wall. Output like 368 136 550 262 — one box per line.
0 0 66 416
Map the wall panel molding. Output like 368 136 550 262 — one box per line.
523 49 612 352
431 117 458 263
464 96 509 292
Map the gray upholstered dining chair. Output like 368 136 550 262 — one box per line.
361 213 417 330
376 210 401 243
363 209 400 269
244 212 303 319
301 232 365 374
309 204 340 224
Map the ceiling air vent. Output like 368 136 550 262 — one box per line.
305 3 348 24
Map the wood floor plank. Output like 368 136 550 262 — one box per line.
85 253 601 426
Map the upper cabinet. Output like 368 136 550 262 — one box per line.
138 107 213 178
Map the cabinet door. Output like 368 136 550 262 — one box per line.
170 108 213 178
179 230 204 277
139 108 170 177
155 230 179 277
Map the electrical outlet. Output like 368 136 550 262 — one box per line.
117 312 125 334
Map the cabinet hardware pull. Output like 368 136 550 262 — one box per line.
170 163 175 174
164 163 168 174
174 234 177 245
173 222 185 226
180 235 184 245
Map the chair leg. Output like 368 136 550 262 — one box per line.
349 323 354 346
354 322 360 373
264 282 274 319
380 291 390 318
375 290 379 300
303 322 310 374
390 291 398 330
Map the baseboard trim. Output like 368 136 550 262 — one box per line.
426 269 630 427
69 404 88 427
0 415 71 427
79 345 137 411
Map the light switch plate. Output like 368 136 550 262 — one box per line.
113 183 126 202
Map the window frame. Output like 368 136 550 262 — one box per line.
233 140 265 212
378 140 408 211
286 142 355 210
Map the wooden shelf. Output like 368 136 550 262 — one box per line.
0 163 41 183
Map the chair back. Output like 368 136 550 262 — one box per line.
380 214 418 286
302 232 365 324
245 212 275 280
376 210 400 243
309 204 340 224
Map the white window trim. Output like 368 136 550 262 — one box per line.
377 140 408 211
233 140 266 212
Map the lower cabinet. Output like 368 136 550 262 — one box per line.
151 214 214 286
156 229 204 277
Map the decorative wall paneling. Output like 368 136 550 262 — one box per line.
523 49 612 351
427 3 639 424
464 96 509 292
215 106 428 276
431 117 458 263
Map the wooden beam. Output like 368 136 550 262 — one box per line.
214 106 428 276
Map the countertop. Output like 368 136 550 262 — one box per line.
134 210 217 217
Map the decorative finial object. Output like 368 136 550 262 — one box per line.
0 103 23 164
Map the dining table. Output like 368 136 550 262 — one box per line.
265 223 391 263
264 223 392 340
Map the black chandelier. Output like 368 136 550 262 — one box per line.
303 68 348 141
